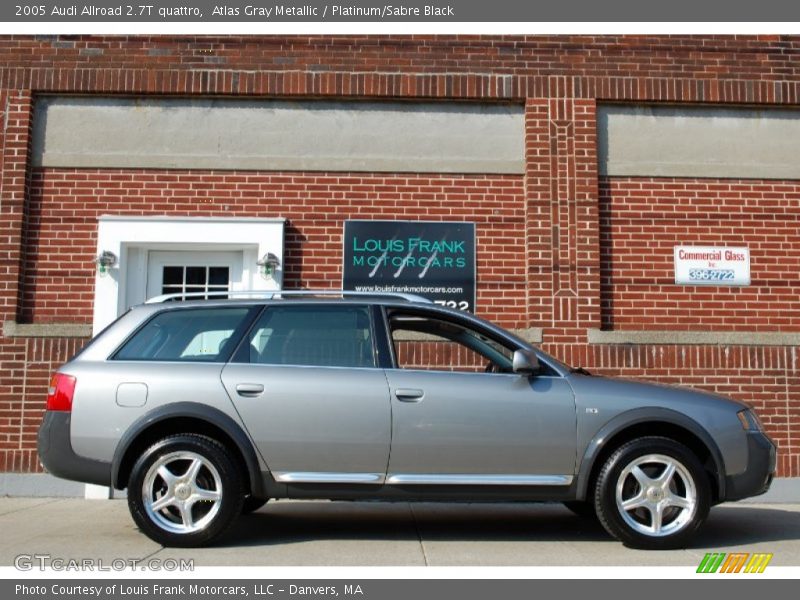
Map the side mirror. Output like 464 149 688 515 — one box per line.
512 349 540 375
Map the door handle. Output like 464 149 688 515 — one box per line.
394 388 424 402
236 383 265 397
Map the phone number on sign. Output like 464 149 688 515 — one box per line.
434 300 470 311
689 268 735 281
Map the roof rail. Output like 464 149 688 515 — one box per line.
144 290 434 304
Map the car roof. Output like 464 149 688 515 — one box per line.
142 290 433 307
138 297 427 311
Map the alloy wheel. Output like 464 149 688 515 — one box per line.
614 453 697 537
142 450 223 534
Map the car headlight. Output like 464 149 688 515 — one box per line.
737 409 765 432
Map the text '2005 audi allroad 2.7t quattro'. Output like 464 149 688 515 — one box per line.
38 291 776 549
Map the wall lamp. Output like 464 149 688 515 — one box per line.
257 252 281 280
95 250 118 276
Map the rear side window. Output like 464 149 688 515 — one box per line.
114 307 252 362
239 305 375 368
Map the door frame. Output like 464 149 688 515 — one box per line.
93 216 285 335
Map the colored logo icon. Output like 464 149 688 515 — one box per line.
697 552 773 573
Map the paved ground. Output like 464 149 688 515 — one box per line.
0 498 798 566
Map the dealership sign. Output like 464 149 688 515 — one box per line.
674 246 750 286
343 220 476 311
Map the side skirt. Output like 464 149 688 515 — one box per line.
261 472 578 503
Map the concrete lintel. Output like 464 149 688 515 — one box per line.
599 104 800 179
34 97 525 175
2 321 92 338
588 328 800 346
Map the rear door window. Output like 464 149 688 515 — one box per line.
114 307 254 362
237 305 376 368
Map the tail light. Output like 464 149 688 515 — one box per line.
46 373 76 412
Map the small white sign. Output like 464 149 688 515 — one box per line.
674 246 750 286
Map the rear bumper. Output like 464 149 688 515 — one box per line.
37 411 111 487
724 431 777 501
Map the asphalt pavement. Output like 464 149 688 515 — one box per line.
0 498 798 566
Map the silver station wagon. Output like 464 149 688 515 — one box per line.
38 291 775 549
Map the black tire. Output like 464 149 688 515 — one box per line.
594 436 710 550
127 434 244 547
241 496 268 515
563 501 596 519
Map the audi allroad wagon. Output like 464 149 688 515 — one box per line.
38 291 775 548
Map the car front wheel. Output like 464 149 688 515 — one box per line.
127 434 244 547
594 436 710 549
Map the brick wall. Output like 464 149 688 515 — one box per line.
0 90 32 321
395 341 487 372
4 36 800 104
0 336 85 472
22 168 526 325
525 98 600 343
600 177 800 331
2 34 800 478
2 35 800 90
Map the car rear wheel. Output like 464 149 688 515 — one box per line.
127 434 244 547
594 436 710 549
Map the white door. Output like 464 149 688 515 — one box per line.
146 250 243 301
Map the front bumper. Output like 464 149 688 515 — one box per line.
724 431 777 501
37 411 111 486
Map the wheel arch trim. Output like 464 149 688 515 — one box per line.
575 407 727 502
111 402 265 497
